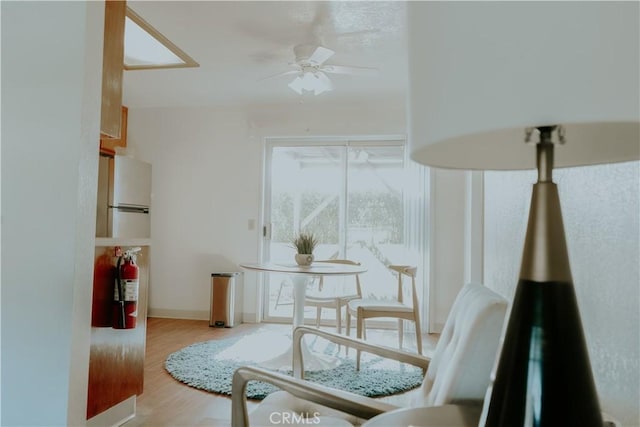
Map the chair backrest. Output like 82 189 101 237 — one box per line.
388 265 418 308
315 259 361 295
411 282 507 407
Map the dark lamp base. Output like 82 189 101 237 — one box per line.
483 279 602 426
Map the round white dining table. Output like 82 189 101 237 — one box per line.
239 261 367 371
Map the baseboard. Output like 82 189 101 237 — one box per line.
87 395 135 427
145 311 427 328
148 308 209 320
242 312 259 323
148 308 260 324
429 321 445 334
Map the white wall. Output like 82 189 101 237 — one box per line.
484 161 640 426
126 97 408 321
427 168 468 332
126 107 261 320
1 2 103 425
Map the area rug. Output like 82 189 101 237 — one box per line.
165 328 423 400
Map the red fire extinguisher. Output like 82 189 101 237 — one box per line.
113 247 141 329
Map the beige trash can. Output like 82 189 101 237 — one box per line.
210 272 241 327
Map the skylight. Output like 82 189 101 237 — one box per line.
124 8 198 70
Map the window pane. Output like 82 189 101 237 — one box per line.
263 140 426 324
266 146 344 320
269 145 344 263
346 145 406 301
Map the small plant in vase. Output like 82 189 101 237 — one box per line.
291 232 318 266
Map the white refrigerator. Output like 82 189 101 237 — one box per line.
96 155 152 238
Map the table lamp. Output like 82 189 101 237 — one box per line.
407 2 639 426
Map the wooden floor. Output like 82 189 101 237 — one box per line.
122 318 253 427
123 318 437 427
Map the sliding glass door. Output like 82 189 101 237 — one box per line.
262 138 428 325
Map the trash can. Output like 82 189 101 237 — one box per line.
210 272 241 327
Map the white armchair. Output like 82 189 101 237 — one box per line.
231 283 508 427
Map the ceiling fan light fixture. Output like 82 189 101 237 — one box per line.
316 72 333 91
288 71 332 96
313 86 327 96
288 76 305 95
301 71 317 87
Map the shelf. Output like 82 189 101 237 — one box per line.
95 237 151 247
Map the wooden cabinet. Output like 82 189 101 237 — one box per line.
100 0 126 139
100 106 128 155
87 244 149 420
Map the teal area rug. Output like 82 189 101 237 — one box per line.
165 329 423 400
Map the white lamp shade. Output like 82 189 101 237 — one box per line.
408 2 640 170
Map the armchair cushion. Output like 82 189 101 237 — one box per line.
415 282 507 406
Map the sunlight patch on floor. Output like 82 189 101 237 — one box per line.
216 329 291 363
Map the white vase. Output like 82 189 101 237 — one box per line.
295 254 314 266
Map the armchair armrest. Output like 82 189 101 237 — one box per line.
231 366 399 427
292 326 430 379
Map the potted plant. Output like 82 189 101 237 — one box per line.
291 232 318 266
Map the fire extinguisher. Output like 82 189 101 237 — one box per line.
113 247 141 329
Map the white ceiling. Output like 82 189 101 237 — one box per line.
123 1 408 109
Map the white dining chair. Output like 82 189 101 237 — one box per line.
346 265 421 370
305 259 362 334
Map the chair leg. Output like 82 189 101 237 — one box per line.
274 280 286 309
345 311 351 355
334 301 343 353
398 319 404 350
414 319 423 356
356 312 364 371
315 307 321 328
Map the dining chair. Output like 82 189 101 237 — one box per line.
305 259 363 334
345 264 420 370
273 279 292 310
231 282 508 427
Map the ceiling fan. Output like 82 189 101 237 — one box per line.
260 44 378 96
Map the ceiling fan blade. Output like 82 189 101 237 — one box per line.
308 46 335 65
258 69 300 82
322 64 378 75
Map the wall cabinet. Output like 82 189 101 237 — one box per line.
100 0 126 139
100 106 128 155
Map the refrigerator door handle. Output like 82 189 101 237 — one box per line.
112 205 149 214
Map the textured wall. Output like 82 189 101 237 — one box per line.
484 161 640 425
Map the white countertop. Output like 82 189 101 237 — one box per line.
95 237 151 247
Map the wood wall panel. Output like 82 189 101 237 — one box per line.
100 0 125 139
100 106 128 155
